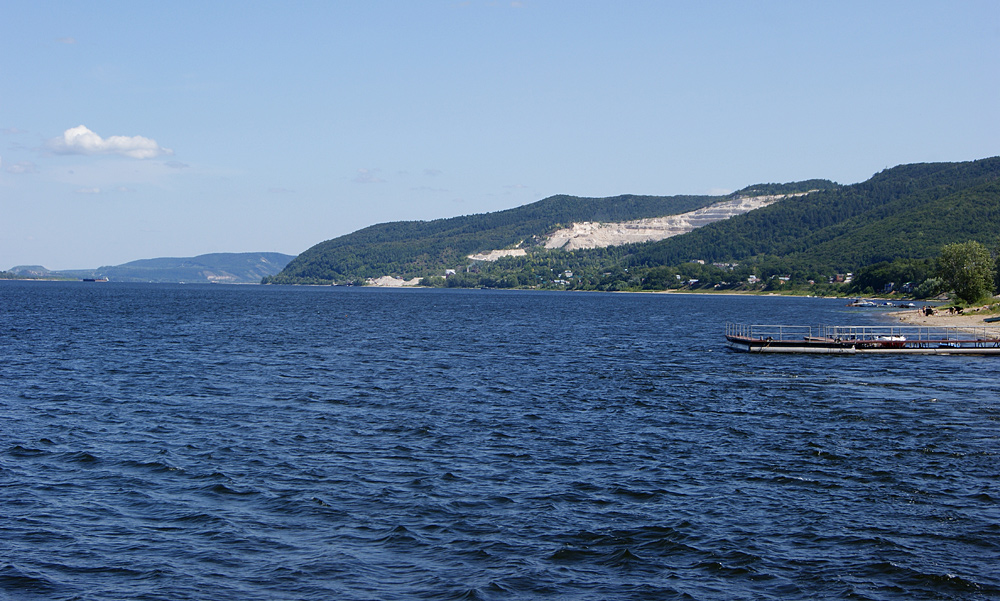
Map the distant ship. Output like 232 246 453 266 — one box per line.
82 277 109 282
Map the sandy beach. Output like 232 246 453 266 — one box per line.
893 305 1000 328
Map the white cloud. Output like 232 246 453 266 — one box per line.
49 125 172 159
75 187 102 194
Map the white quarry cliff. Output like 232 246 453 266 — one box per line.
467 249 528 261
542 193 807 251
366 275 422 287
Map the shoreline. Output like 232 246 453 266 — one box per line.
891 306 1000 329
646 289 843 299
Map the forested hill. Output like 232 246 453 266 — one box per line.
624 158 1000 273
270 193 721 283
267 181 834 284
265 158 999 288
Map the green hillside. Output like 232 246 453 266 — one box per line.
265 158 999 292
626 158 1000 273
268 193 723 283
795 179 1000 269
267 182 833 284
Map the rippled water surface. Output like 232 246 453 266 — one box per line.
1 282 998 600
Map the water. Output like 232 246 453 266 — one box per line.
1 282 998 600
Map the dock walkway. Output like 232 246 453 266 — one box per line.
726 323 1000 355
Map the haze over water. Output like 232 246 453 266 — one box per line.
2 282 998 600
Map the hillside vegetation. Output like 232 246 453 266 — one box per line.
265 158 1000 294
267 181 834 284
627 159 1000 273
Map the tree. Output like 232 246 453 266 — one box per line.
913 277 945 299
937 241 996 304
993 237 1000 295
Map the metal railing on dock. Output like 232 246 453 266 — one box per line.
726 322 1000 345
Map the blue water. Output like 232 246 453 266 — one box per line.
1 282 998 600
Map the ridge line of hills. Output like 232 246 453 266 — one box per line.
267 180 836 285
265 157 1000 293
4 252 294 284
6 157 998 291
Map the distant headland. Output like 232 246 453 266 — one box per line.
4 252 294 284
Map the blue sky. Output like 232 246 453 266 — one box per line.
2 1 998 270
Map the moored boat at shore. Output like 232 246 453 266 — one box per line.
726 322 1000 355
846 299 876 307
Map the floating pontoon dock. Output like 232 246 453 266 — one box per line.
726 323 1000 355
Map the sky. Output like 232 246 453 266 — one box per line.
2 1 998 270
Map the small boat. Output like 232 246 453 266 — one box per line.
847 299 876 307
726 323 1000 355
82 277 109 282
